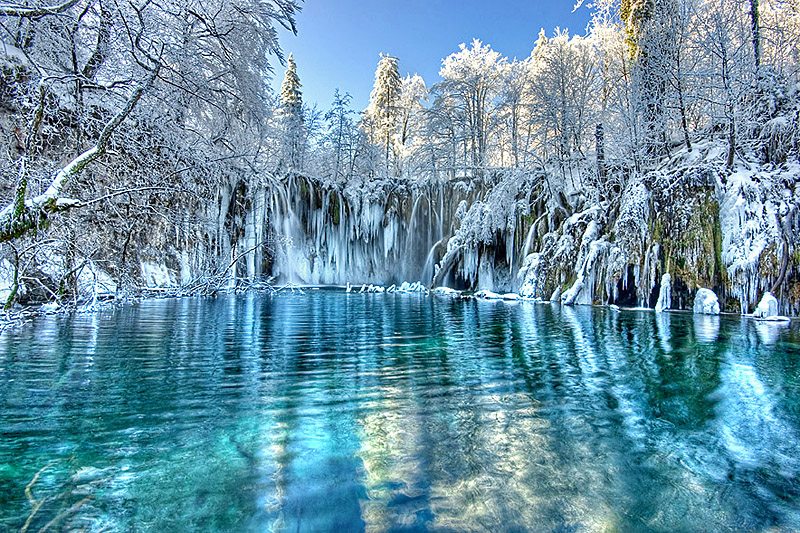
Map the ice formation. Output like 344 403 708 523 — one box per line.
0 259 22 303
57 139 790 315
655 273 671 313
693 288 721 315
474 290 520 301
77 261 117 299
753 292 779 318
433 286 461 298
141 262 175 288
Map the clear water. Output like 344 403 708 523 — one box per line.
1 292 800 532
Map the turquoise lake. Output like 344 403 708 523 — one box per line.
1 292 799 531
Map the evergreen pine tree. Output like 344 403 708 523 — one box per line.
366 54 402 175
280 53 305 170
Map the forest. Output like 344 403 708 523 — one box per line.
0 0 798 315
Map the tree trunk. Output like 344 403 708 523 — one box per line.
727 118 736 169
750 0 761 70
595 123 606 179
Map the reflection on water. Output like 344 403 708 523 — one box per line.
693 314 720 344
1 293 800 531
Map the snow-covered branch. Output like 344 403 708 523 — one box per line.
0 0 80 17
0 66 159 242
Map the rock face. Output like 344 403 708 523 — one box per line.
753 292 779 318
655 273 671 313
693 288 721 315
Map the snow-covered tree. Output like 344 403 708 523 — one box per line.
364 54 402 176
529 30 599 167
436 39 505 170
0 0 301 243
324 89 359 182
396 74 427 175
279 53 305 170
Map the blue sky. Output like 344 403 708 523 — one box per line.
271 0 593 112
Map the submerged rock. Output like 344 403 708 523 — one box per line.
693 288 720 315
753 292 779 318
474 290 520 301
655 273 672 313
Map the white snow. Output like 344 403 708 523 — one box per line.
77 261 117 298
0 259 22 303
474 290 520 300
719 168 782 313
388 281 429 294
549 286 561 303
40 302 59 314
141 262 175 288
693 288 720 315
433 286 460 297
753 292 779 319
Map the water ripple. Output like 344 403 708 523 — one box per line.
0 294 799 531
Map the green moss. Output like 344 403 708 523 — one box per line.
655 188 721 289
329 193 340 225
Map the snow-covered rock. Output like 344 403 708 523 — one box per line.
561 279 584 305
433 286 460 298
359 284 385 293
655 273 671 313
753 291 779 318
40 302 59 314
693 288 720 315
474 290 520 300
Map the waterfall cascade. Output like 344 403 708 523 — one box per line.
168 147 798 315
260 173 530 291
